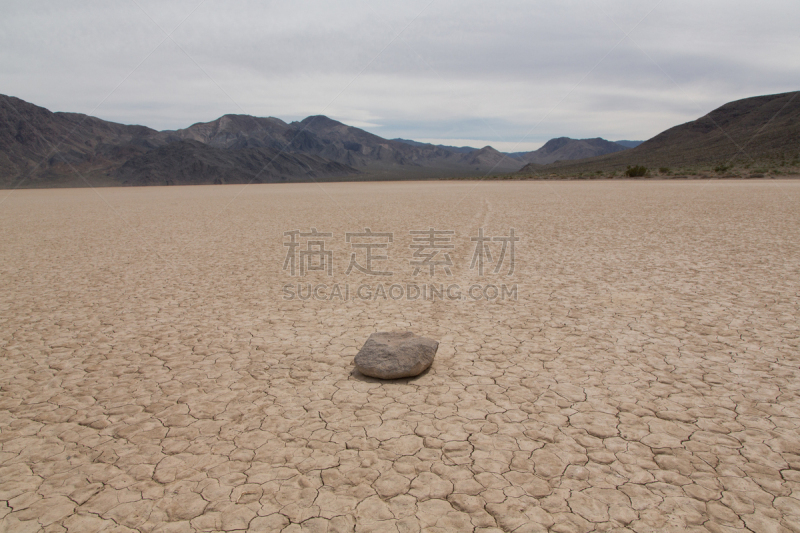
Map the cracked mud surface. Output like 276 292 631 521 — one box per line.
1 180 799 532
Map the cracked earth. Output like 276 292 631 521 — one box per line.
1 180 799 532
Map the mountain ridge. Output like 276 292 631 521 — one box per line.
3 90 796 188
0 95 532 187
391 138 477 154
520 90 800 176
514 137 629 165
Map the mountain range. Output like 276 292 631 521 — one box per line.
510 137 629 165
521 90 800 176
3 90 796 188
0 94 633 188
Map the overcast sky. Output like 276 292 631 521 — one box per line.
2 1 798 151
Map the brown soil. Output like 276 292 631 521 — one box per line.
1 180 799 531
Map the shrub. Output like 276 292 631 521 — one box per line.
714 163 731 173
658 167 670 174
625 165 648 177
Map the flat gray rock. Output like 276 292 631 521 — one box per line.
354 331 438 379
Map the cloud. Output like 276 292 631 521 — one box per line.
1 0 798 145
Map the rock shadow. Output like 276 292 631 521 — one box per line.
349 365 432 384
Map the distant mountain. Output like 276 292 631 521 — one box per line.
397 137 633 161
392 138 478 154
513 137 630 165
0 95 526 188
395 136 633 166
5 90 796 187
0 97 361 188
520 90 800 175
459 146 522 172
292 115 458 169
162 113 452 170
114 140 357 186
614 140 643 148
0 94 160 187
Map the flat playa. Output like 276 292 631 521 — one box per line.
1 180 799 532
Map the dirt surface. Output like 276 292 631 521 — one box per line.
1 180 799 532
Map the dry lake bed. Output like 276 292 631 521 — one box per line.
1 180 799 533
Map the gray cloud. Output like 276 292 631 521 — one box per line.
2 0 798 150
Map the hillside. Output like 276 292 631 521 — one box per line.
513 137 629 165
4 91 798 188
0 97 362 188
392 138 477 154
459 146 523 172
0 95 526 188
164 113 504 173
520 91 800 176
615 140 643 148
0 95 161 187
114 140 358 186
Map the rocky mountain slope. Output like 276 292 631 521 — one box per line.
392 138 477 154
0 95 161 187
512 137 629 165
458 146 522 172
1 95 530 187
520 91 800 175
4 90 796 187
614 140 643 148
115 140 357 186
151 112 525 175
0 98 368 187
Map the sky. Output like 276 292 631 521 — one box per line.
2 1 798 152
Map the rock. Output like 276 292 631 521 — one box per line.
354 331 438 379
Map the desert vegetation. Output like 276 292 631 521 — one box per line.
624 165 648 177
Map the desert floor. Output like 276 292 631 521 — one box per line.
1 180 799 533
